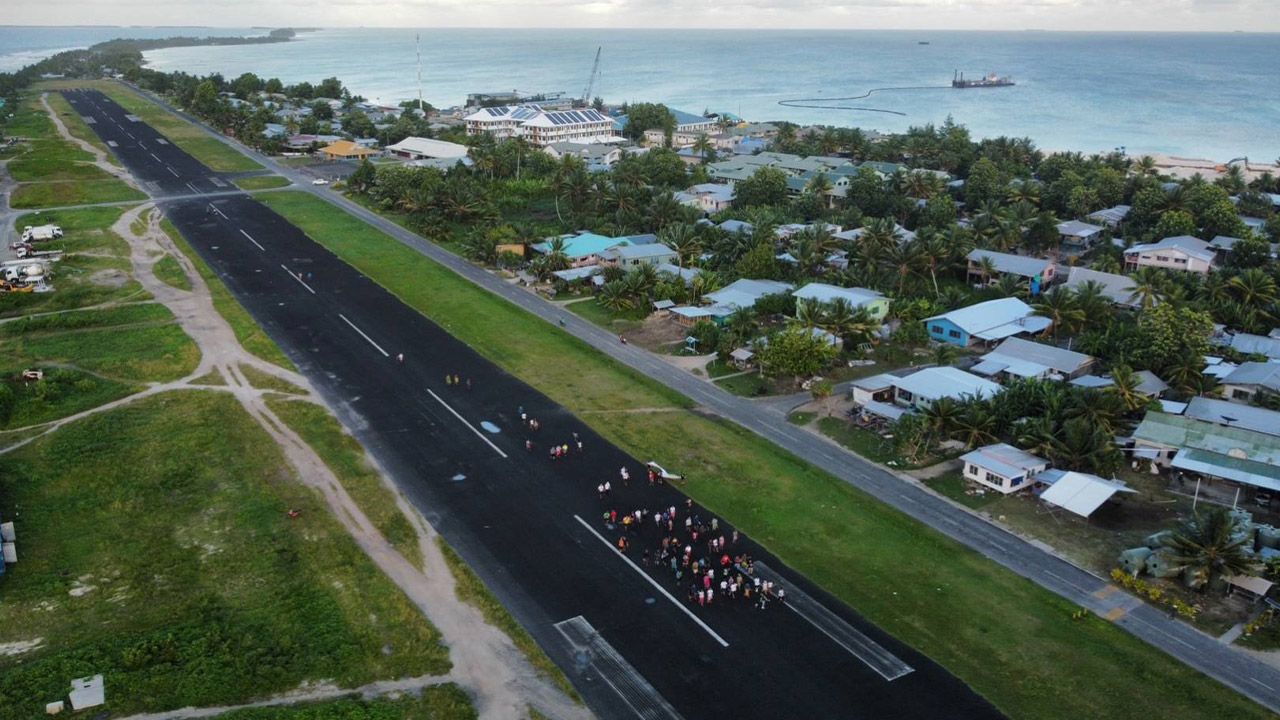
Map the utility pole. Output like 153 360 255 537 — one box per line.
416 33 424 117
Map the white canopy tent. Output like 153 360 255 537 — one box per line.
1039 471 1135 518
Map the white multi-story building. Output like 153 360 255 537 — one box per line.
464 105 615 147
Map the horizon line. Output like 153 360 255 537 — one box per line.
2 24 1279 34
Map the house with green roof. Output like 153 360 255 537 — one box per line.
1132 412 1280 494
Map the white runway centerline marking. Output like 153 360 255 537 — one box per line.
149 152 160 161
573 514 730 648
753 561 912 681
338 313 390 357
238 229 265 251
425 389 508 458
280 264 316 294
209 204 227 219
186 181 200 194
166 166 180 177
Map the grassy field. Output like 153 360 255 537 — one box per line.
256 189 1270 720
41 91 110 154
160 217 296 370
3 206 150 319
435 538 580 704
234 174 293 190
217 687 477 720
566 298 647 331
152 253 193 291
34 79 263 173
241 364 306 395
10 180 145 208
4 94 146 208
0 365 138 431
0 301 200 383
0 392 451 717
265 397 422 569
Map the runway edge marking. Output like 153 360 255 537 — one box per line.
554 615 686 720
753 561 913 681
238 228 266 251
572 515 729 648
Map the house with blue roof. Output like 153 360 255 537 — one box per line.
532 232 630 267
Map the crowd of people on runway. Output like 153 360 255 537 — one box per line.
515 403 785 612
599 469 786 612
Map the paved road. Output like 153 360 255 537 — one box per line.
68 88 1003 720
100 83 1280 714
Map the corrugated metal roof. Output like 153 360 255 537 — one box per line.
1125 235 1215 262
1040 471 1134 517
925 297 1046 339
1184 397 1280 438
892 367 1002 402
792 283 884 308
1064 266 1138 306
1220 362 1280 391
704 279 794 310
961 443 1047 478
966 249 1054 278
986 337 1093 375
1135 412 1280 466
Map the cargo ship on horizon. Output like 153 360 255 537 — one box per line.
952 70 1015 88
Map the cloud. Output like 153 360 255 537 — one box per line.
3 0 1277 30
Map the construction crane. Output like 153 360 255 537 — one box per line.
581 46 602 107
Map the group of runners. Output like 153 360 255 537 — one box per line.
600 468 785 612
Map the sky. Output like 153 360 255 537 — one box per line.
6 0 1278 32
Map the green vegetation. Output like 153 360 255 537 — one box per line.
713 370 771 397
3 206 149 319
3 93 145 208
240 363 306 395
41 90 109 154
265 397 422 569
922 470 1002 510
435 539 579 703
152 253 193 291
10 180 145 208
787 411 816 425
257 190 1267 720
217 687 477 720
0 366 138 431
234 174 292 190
190 369 227 385
160 217 296 370
0 302 199 383
0 392 450 716
36 79 262 172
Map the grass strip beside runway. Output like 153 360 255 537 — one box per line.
35 79 264 173
258 189 1271 720
0 392 452 715
435 537 583 704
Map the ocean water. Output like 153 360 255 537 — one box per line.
9 27 1280 160
0 25 256 71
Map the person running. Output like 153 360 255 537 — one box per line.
525 439 533 452
466 378 472 390
603 481 611 495
445 374 453 386
619 466 630 484
597 483 605 499
396 352 404 364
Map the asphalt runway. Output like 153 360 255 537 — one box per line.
65 88 1002 720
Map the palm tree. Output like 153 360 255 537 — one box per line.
1169 507 1258 593
1133 155 1158 177
921 396 960 438
1229 268 1280 312
951 402 997 449
1107 364 1147 413
540 237 570 274
1073 281 1114 330
973 255 999 285
1032 287 1084 339
691 133 715 162
1014 416 1057 458
1050 417 1121 475
1127 267 1172 311
689 269 722 303
598 280 634 313
1164 350 1205 395
662 223 702 269
805 172 834 199
648 191 684 231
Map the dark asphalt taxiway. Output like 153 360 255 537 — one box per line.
65 88 1001 720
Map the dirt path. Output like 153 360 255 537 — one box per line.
117 674 461 720
104 204 586 720
40 92 139 190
